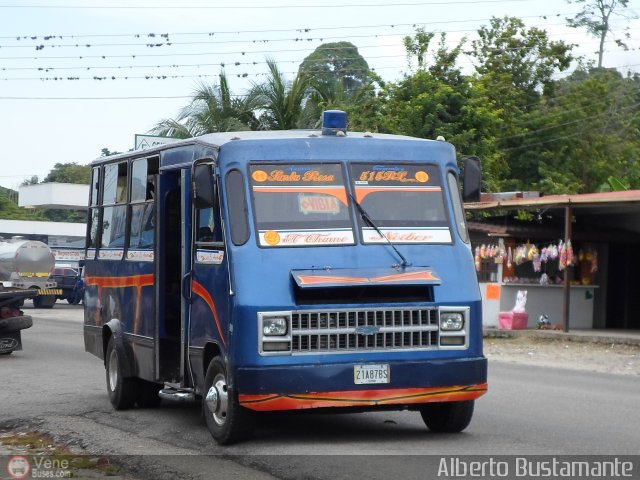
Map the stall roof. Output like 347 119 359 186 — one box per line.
465 190 640 211
465 190 640 241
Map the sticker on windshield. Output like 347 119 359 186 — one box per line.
259 229 355 247
354 165 433 184
362 227 452 244
298 194 340 215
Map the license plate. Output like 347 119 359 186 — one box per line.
354 364 390 385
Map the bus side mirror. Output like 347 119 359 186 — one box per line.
193 163 215 209
462 156 481 203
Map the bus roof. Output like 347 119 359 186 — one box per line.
91 129 447 166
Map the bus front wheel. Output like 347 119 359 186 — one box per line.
105 338 137 410
420 400 475 433
203 356 254 445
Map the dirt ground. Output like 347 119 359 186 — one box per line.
484 335 640 376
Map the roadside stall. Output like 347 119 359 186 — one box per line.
472 236 599 329
466 190 640 332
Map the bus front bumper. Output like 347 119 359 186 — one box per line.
236 356 487 412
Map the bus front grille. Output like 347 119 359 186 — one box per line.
290 308 438 354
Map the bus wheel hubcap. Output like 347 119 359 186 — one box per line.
206 377 229 425
108 349 118 391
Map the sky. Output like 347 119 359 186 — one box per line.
0 0 638 190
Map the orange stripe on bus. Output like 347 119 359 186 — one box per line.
239 383 487 411
192 280 226 347
84 274 154 289
355 186 442 203
84 274 155 333
370 270 440 283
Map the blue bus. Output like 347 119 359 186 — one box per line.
83 111 486 444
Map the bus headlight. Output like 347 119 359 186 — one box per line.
440 312 464 331
262 316 288 336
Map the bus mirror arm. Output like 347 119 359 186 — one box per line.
181 271 193 303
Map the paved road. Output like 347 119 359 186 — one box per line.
2 304 639 479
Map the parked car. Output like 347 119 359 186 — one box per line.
49 265 84 304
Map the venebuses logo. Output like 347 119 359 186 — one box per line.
7 456 30 479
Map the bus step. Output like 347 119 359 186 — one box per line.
158 387 195 402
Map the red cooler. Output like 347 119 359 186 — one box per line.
498 311 529 330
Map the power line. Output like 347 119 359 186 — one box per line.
0 30 593 66
0 13 576 41
1 60 638 99
1 25 589 51
0 40 619 82
496 100 640 144
0 30 634 80
0 0 533 9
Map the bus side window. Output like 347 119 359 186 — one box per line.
196 206 221 244
88 167 101 248
100 161 128 248
101 205 127 248
196 205 211 241
129 157 158 250
195 177 223 246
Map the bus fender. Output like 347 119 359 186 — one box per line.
102 319 135 378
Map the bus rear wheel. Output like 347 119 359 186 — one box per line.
420 400 475 433
202 356 254 445
105 338 137 410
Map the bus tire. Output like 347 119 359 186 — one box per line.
420 400 474 433
136 379 162 408
203 356 254 445
105 337 137 410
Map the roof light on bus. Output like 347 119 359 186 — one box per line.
322 110 347 136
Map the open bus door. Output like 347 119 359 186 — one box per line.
156 167 189 385
156 159 229 396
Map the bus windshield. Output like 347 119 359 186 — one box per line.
349 163 452 244
249 163 355 247
248 162 452 247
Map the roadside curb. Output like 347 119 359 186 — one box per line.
483 328 640 347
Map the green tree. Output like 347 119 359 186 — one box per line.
100 148 121 157
528 68 640 193
469 17 574 189
251 58 311 130
383 29 467 138
0 187 44 221
151 72 259 137
44 163 91 184
21 176 40 186
403 28 435 71
299 42 373 93
566 0 635 68
380 29 507 191
298 42 383 130
471 16 573 102
41 163 90 222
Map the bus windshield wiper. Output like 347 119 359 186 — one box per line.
349 193 411 268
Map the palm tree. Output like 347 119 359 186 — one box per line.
151 72 259 138
250 58 312 130
302 72 384 131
